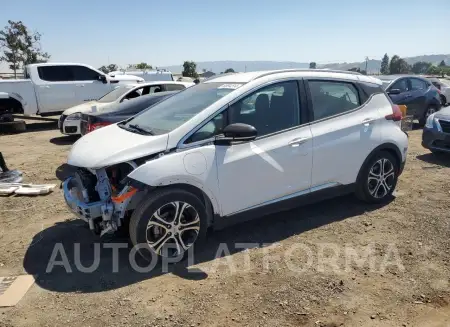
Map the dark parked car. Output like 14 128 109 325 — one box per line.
378 75 442 125
80 91 177 135
422 106 450 154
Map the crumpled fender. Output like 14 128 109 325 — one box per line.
127 145 221 214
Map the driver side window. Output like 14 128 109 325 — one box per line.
185 80 300 144
390 79 408 93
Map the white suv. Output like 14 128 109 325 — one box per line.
63 69 408 260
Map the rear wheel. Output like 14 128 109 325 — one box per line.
440 95 447 107
129 188 208 262
355 151 399 203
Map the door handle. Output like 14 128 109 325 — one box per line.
40 85 50 88
362 118 376 126
76 84 85 87
404 94 412 98
288 137 310 147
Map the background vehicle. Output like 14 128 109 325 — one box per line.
80 91 177 135
63 69 408 260
425 76 450 106
379 75 442 125
0 63 144 119
59 81 193 135
422 106 450 154
108 69 174 82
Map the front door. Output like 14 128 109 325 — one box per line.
71 65 112 104
406 78 429 118
215 80 313 216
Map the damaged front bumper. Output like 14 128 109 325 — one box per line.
63 172 142 236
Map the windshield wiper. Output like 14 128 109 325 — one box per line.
127 124 154 135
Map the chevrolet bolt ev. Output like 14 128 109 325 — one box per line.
63 69 408 260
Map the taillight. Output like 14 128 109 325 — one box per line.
87 122 111 134
385 104 403 122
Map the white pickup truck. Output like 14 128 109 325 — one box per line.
0 63 144 119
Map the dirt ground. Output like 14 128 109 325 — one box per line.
1 120 450 327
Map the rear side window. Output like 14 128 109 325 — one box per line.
409 78 427 91
308 81 360 121
37 66 73 82
70 66 101 81
165 84 186 91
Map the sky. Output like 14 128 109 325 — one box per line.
1 0 449 71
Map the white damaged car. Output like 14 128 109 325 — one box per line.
63 69 408 260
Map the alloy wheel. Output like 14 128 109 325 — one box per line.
367 158 395 199
146 201 200 257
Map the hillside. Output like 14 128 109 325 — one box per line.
161 55 450 74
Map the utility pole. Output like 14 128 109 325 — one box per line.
365 57 369 74
245 65 247 72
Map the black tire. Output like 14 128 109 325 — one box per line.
355 151 399 203
129 188 208 262
0 120 26 134
419 106 438 127
441 95 447 107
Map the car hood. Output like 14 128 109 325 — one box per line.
63 102 112 116
436 106 450 118
67 124 168 169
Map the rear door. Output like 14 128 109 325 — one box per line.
35 65 78 112
406 78 429 118
71 65 112 103
306 79 382 187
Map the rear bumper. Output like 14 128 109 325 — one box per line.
422 127 450 152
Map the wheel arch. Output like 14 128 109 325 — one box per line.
357 143 402 181
0 94 24 114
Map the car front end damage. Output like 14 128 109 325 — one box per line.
63 161 145 236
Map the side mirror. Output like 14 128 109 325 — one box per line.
98 75 108 84
388 88 401 95
214 123 257 145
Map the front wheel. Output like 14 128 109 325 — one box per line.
419 106 437 126
355 151 399 203
129 188 208 262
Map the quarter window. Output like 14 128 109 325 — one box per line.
309 81 360 121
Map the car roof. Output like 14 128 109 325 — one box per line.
204 69 382 85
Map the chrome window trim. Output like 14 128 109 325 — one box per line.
177 77 303 149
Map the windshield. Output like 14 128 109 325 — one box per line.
97 85 136 103
124 82 244 135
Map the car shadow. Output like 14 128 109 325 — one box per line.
416 153 450 168
26 121 58 132
23 194 392 293
50 135 79 146
55 163 78 181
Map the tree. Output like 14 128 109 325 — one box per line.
389 55 410 74
309 62 317 69
202 68 206 73
0 20 50 78
439 60 446 67
182 61 198 78
380 54 389 75
98 64 118 74
135 62 152 70
411 61 432 74
224 68 235 73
